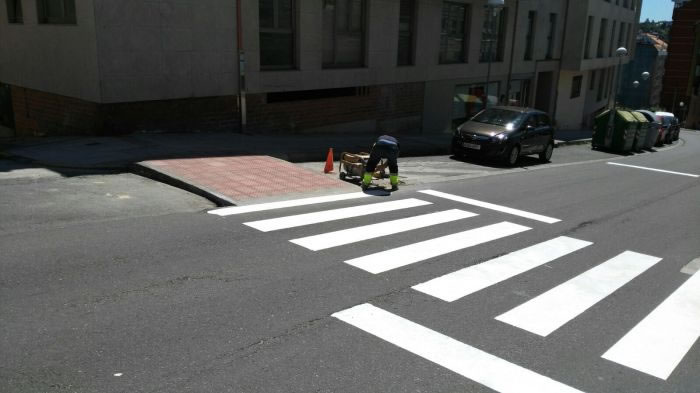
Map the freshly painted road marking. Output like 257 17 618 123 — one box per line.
208 192 371 216
418 190 561 224
345 222 530 274
681 257 700 275
602 270 700 380
413 236 592 302
244 198 432 232
289 209 477 251
333 303 585 393
606 162 700 178
496 251 662 337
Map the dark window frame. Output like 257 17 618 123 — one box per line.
439 1 471 64
609 20 617 57
584 16 594 59
479 6 508 63
571 75 583 98
546 13 557 59
37 0 77 25
397 0 417 66
259 0 297 70
6 0 23 23
524 10 537 61
597 18 608 58
322 0 368 69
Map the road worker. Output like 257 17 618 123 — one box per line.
362 135 400 191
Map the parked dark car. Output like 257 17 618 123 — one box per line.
656 112 680 143
656 111 680 142
452 107 555 166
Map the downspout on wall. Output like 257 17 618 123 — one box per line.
504 0 520 103
237 0 247 133
551 0 571 123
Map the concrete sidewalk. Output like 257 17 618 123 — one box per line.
1 129 592 206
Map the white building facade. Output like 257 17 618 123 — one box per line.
0 0 641 136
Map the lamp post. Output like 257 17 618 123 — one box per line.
484 0 505 109
607 47 628 144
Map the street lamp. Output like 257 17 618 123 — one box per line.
484 0 505 109
607 47 628 143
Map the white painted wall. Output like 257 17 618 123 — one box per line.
0 0 100 101
94 0 239 103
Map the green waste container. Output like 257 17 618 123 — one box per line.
592 109 637 153
630 111 649 152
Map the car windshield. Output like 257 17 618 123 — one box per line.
472 109 524 127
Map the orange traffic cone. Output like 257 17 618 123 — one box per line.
323 148 334 173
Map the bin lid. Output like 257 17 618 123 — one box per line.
630 111 648 123
617 110 637 123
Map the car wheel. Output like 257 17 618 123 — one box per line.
506 145 520 166
539 141 554 162
339 172 346 180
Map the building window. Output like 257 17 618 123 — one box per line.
584 16 594 59
6 0 23 23
322 0 366 68
623 0 629 8
480 7 507 63
590 70 597 91
440 2 470 64
598 68 606 101
609 21 617 57
618 22 625 49
597 18 608 58
524 11 536 61
397 0 416 66
571 75 583 98
260 0 296 70
37 0 76 24
626 23 632 51
546 13 557 59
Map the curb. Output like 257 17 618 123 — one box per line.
131 162 235 207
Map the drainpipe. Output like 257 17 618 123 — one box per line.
551 0 571 123
236 0 247 133
504 0 519 104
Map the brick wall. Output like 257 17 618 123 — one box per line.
8 85 240 136
7 82 423 136
101 96 240 134
660 1 700 111
11 86 101 137
247 82 425 134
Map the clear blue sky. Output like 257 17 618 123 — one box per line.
639 0 675 22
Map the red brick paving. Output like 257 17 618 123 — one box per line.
142 155 355 203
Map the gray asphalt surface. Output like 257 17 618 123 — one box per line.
1 132 699 393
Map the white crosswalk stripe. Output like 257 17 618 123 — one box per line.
212 189 698 381
413 236 592 302
602 270 700 380
208 192 370 216
418 190 561 224
333 303 586 393
496 251 662 337
345 222 531 274
244 198 432 232
289 209 477 251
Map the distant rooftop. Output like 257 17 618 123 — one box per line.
638 33 669 53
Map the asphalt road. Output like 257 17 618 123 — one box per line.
1 132 699 393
